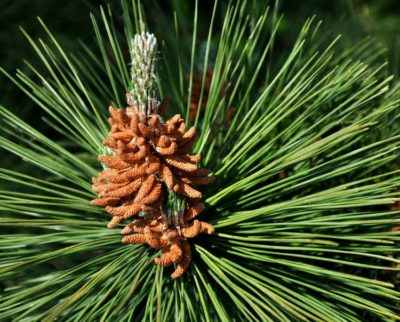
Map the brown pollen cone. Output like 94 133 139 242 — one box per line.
186 68 235 124
188 68 213 122
121 202 214 278
91 99 215 277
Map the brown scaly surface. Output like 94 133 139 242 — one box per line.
121 202 214 278
91 100 215 277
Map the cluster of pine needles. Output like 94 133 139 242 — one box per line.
1 1 400 321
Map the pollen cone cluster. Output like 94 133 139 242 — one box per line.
91 100 215 277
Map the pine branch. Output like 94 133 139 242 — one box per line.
0 1 399 321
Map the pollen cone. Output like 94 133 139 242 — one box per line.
91 100 213 229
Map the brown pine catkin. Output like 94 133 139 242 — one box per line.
91 99 215 278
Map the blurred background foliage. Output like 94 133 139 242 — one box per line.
2 0 400 104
